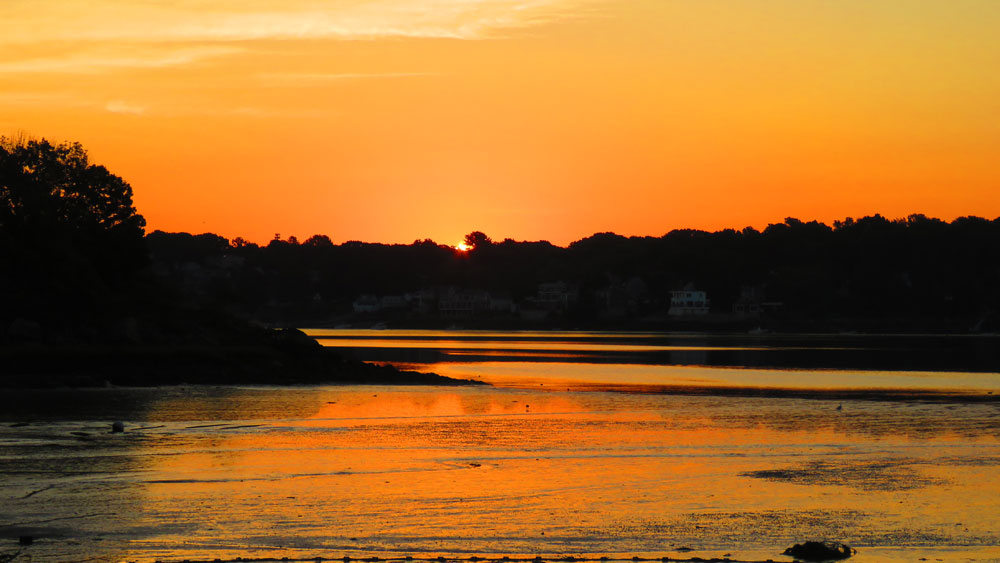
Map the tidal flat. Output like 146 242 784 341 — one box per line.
2 382 999 563
2 331 999 563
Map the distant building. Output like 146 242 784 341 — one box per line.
409 288 437 315
438 287 490 318
487 291 517 314
669 289 710 316
535 281 578 310
380 295 408 310
596 285 628 318
732 285 783 317
352 295 380 313
597 276 648 317
733 285 763 316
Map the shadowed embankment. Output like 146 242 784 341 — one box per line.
0 328 478 389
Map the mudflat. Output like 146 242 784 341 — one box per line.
2 384 998 563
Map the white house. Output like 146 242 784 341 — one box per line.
668 290 710 316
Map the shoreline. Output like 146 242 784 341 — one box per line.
496 381 1000 403
8 547 1000 563
291 315 1000 336
2 376 996 405
0 342 480 389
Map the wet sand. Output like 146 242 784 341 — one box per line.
2 385 999 563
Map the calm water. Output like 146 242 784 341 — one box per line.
306 329 1000 394
2 331 999 563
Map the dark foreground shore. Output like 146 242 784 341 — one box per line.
0 328 476 388
0 554 826 563
0 548 857 563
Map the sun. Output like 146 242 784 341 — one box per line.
455 242 471 252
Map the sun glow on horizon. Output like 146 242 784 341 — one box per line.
2 1 999 244
455 242 471 252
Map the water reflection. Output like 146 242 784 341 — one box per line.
305 330 1000 396
305 392 584 422
305 329 1000 376
6 386 998 562
422 361 1000 394
4 382 1000 562
125 387 1000 562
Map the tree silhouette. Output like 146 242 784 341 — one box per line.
304 234 334 247
1 136 147 321
1 137 145 240
162 214 1000 331
463 231 493 250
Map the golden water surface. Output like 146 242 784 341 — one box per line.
3 385 1000 563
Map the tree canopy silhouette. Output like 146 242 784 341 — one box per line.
146 214 1000 331
463 231 493 250
1 137 143 232
1 136 147 320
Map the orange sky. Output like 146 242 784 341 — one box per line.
2 1 999 246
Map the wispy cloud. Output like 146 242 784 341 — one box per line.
0 0 595 44
0 92 84 106
0 0 594 116
258 72 440 84
105 100 146 115
0 91 147 115
0 46 244 74
216 106 330 119
0 89 332 119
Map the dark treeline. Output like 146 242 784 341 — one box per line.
0 136 467 386
4 135 1000 340
146 214 1000 332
